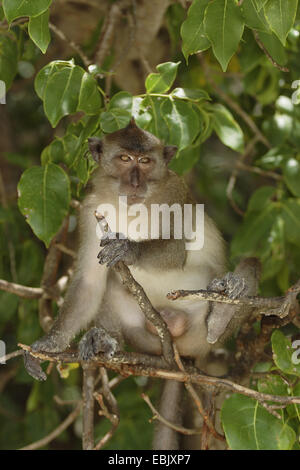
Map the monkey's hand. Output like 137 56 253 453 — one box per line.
97 233 140 267
207 272 247 299
206 258 260 344
79 326 119 361
206 272 248 344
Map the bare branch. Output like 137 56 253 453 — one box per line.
0 279 43 299
142 393 201 435
20 403 82 450
49 23 91 68
173 345 224 442
19 345 300 406
82 363 96 450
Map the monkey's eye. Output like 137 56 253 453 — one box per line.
139 157 151 164
120 155 131 162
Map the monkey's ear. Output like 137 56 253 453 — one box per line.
128 117 138 128
88 137 103 163
163 145 178 164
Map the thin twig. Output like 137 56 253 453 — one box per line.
20 403 82 450
253 31 289 73
49 23 91 68
142 393 201 435
94 0 132 66
55 243 77 259
236 161 282 181
0 350 23 364
93 368 120 450
0 279 43 299
94 392 120 449
173 345 224 442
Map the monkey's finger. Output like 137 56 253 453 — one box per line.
106 252 126 267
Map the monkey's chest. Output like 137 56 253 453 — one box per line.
128 265 211 309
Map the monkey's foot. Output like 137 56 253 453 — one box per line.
208 272 246 299
79 326 119 361
23 352 47 381
97 233 139 267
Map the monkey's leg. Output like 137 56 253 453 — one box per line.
152 380 184 450
79 326 119 361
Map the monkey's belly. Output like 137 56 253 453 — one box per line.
145 309 188 338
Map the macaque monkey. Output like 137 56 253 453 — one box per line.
24 119 260 449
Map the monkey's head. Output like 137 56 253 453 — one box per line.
88 118 177 203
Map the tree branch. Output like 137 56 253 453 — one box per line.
18 345 300 406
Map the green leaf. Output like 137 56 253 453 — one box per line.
77 72 102 115
28 9 50 53
262 114 292 147
100 109 131 133
161 99 199 150
109 91 133 112
255 148 287 170
44 66 83 127
169 145 201 175
18 164 70 247
145 61 180 94
0 34 18 89
272 330 300 377
257 374 288 397
143 96 169 143
264 0 298 45
34 60 72 99
280 199 300 247
41 139 65 165
254 0 268 10
35 62 102 127
181 0 210 61
231 201 277 257
221 394 296 450
171 87 210 102
283 158 300 197
211 104 244 152
204 0 244 71
247 186 277 212
257 31 287 65
3 0 52 23
241 0 270 32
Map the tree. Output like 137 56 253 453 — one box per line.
0 0 299 450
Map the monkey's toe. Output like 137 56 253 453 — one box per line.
79 326 119 361
23 352 47 381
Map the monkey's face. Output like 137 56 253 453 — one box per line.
88 119 177 204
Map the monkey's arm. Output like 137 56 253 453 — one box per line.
25 203 109 380
206 258 261 344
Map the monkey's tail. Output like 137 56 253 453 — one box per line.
152 379 183 450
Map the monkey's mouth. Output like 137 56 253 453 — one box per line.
126 195 145 204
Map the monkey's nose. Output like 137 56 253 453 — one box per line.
130 167 140 188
